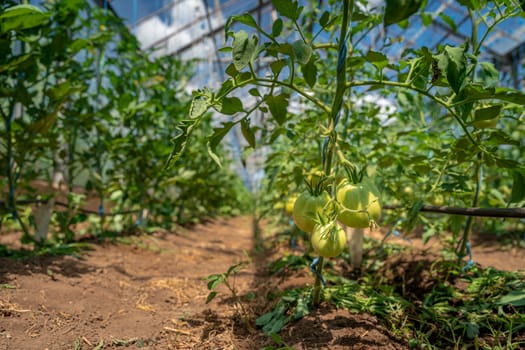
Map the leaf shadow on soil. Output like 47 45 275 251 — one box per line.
0 255 95 284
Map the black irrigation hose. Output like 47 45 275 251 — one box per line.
0 199 141 217
2 199 524 218
383 204 525 219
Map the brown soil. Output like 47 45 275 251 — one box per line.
1 216 524 349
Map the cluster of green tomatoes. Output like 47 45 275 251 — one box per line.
285 172 382 258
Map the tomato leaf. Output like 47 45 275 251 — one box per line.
301 57 318 88
0 4 50 33
266 93 289 125
473 105 501 121
365 50 388 70
510 170 525 203
272 18 283 37
218 96 244 115
270 59 287 77
497 290 525 307
232 30 258 71
271 0 300 20
478 62 499 88
205 291 218 304
384 0 423 26
225 13 257 33
207 121 235 167
241 118 256 148
436 45 467 94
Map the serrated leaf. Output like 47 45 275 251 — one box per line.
241 118 256 148
226 13 257 31
437 45 467 93
384 0 423 26
232 30 258 70
478 62 499 88
167 118 202 167
266 94 289 125
206 291 218 304
189 92 212 119
292 40 312 65
272 18 283 37
0 4 50 33
510 170 525 203
208 122 235 151
271 0 299 20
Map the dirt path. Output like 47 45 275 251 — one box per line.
0 216 256 350
1 216 524 349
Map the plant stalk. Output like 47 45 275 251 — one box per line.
312 0 352 307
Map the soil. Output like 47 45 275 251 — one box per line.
1 216 524 350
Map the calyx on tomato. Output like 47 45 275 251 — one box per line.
310 220 347 258
292 190 330 233
336 179 381 228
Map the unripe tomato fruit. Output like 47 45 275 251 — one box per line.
336 180 381 228
311 221 347 258
293 191 330 233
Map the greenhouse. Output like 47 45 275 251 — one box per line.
1 0 525 348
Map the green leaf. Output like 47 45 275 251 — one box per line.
189 91 212 119
439 13 457 32
271 0 299 20
218 96 244 115
365 50 388 70
225 63 238 77
473 105 501 122
206 291 218 304
436 45 467 93
248 88 261 97
270 59 287 77
207 122 235 166
226 13 257 32
319 11 330 27
497 290 525 307
206 274 223 290
241 118 256 148
384 0 423 26
272 18 283 37
0 4 50 33
510 170 525 203
266 94 289 125
292 40 312 65
256 311 275 326
232 30 258 71
478 62 499 88
208 122 234 151
301 57 318 88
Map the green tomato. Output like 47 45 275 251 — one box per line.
311 221 347 258
292 191 330 233
336 180 381 228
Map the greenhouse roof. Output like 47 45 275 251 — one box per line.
101 0 525 88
